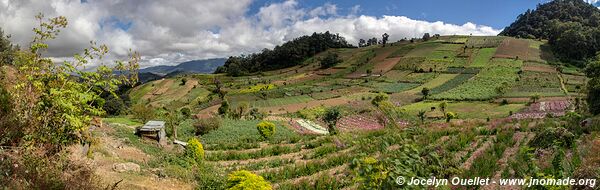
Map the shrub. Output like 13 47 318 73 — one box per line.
185 138 205 163
218 99 230 116
352 157 388 189
320 52 342 69
371 93 389 107
500 99 509 105
195 117 222 135
446 112 457 122
257 121 276 140
421 87 430 99
248 108 267 120
226 170 272 190
180 107 191 118
323 107 342 135
180 78 187 85
529 127 574 148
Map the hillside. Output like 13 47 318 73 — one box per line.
132 35 586 113
500 0 600 61
111 35 599 189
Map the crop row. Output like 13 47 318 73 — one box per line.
429 74 475 94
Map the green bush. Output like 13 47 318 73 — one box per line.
446 112 457 122
371 93 389 107
180 107 191 118
185 138 205 163
226 170 272 190
195 117 222 135
529 127 575 148
257 121 276 140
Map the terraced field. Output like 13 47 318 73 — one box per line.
121 35 593 189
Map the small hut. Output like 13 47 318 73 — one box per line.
137 120 167 145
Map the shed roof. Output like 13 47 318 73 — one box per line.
140 120 165 131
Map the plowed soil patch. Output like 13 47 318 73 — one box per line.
494 38 529 59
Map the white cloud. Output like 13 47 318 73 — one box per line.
0 0 501 69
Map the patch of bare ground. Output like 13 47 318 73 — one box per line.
461 136 496 170
483 132 533 190
272 164 349 189
373 57 402 73
141 79 174 100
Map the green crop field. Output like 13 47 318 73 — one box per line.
232 95 315 108
401 101 526 119
370 82 420 93
429 73 476 94
404 74 459 94
469 48 496 67
432 59 521 100
504 71 566 97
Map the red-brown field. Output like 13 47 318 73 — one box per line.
493 38 529 59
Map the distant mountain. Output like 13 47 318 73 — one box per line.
140 58 226 75
134 58 225 83
137 72 164 83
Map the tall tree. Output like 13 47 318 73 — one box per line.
586 54 600 115
358 39 366 47
381 33 390 47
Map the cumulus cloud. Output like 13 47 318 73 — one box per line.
0 0 501 69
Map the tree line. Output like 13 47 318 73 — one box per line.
215 31 354 76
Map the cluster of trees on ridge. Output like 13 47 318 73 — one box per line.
215 31 354 76
500 0 600 63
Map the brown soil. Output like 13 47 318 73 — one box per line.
141 79 174 101
373 57 402 73
494 38 529 59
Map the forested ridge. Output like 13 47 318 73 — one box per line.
500 0 600 63
215 31 354 76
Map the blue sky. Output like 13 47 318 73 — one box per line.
249 0 548 29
